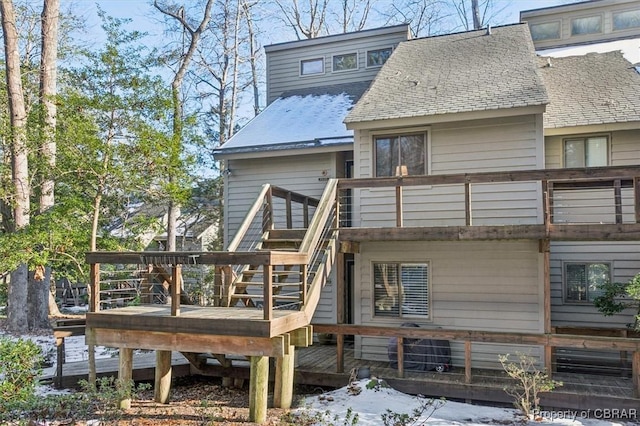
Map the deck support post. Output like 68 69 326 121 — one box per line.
633 350 639 398
118 347 133 409
397 337 404 378
154 350 172 403
274 345 295 409
249 356 269 424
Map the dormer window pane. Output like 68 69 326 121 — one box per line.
300 58 324 75
613 9 640 31
571 15 602 35
367 48 392 67
530 21 561 41
333 53 357 71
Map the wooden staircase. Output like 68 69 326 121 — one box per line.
227 228 309 309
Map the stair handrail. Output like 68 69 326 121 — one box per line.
226 183 272 252
298 179 338 263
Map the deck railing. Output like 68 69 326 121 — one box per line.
337 165 640 240
313 323 640 400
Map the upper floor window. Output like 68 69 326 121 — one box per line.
375 133 427 177
374 262 429 318
613 9 640 31
565 262 610 303
530 21 561 41
571 15 602 36
300 58 324 76
367 47 392 67
564 136 608 168
333 53 358 72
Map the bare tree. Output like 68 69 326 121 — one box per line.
1 0 30 333
274 0 329 39
332 0 373 33
451 0 508 31
242 1 261 117
380 0 446 37
154 0 215 252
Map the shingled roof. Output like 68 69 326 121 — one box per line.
538 51 640 129
345 23 548 125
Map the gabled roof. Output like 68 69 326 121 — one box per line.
214 82 370 156
345 23 548 125
538 51 640 129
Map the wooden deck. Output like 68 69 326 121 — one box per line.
49 342 639 411
86 305 307 338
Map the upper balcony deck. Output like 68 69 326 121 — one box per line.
337 165 640 243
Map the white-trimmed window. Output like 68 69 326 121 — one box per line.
375 133 427 177
300 58 324 76
564 262 610 303
373 262 430 318
613 9 640 31
366 47 392 67
530 21 561 41
333 52 357 72
571 15 602 36
564 136 608 168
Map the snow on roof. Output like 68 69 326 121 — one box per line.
538 38 640 68
214 91 358 156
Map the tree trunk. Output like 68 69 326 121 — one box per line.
30 0 60 330
472 0 482 30
1 0 30 333
28 267 51 329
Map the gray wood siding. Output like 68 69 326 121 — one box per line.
266 30 408 103
353 240 543 369
546 129 640 329
353 115 544 228
545 130 640 169
224 153 339 323
550 241 639 328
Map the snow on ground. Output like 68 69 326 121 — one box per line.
3 326 639 425
296 378 638 426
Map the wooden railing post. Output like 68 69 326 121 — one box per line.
634 177 640 223
263 187 273 232
397 337 404 378
465 182 472 226
303 197 309 228
263 264 273 320
464 340 472 384
89 263 100 313
614 179 623 224
285 191 293 229
395 183 403 227
171 264 181 316
336 333 344 373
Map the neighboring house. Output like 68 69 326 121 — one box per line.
521 0 640 50
214 16 640 375
111 203 219 252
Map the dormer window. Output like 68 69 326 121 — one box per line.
530 21 561 41
300 58 324 76
571 15 602 36
366 47 392 67
613 9 640 31
333 53 358 72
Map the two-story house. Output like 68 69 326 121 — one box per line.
213 16 640 406
83 7 640 419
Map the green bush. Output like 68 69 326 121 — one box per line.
0 337 43 411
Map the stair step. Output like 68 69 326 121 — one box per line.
231 294 302 301
267 229 307 239
244 269 301 275
234 281 303 287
